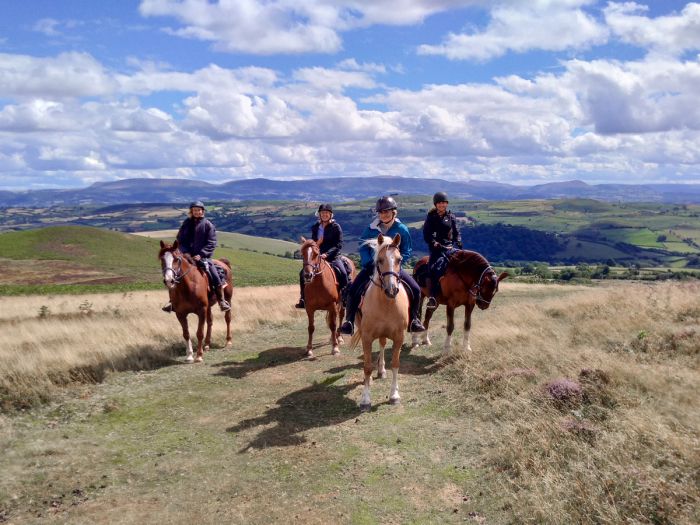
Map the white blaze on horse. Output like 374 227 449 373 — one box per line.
159 240 233 363
413 250 507 354
350 233 409 412
299 237 356 358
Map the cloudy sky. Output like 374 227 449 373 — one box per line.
1 0 699 190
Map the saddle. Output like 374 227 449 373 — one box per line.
358 276 415 311
197 260 228 292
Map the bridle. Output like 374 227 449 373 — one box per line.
371 244 402 298
161 250 192 286
462 264 499 305
302 244 327 284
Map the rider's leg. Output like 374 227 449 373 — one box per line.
204 259 230 311
295 269 305 308
400 269 426 332
339 266 372 335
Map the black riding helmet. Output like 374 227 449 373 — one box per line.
318 203 333 213
375 196 398 213
189 200 206 210
433 192 448 205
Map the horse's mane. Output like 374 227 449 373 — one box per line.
449 250 490 275
362 236 396 264
300 239 318 251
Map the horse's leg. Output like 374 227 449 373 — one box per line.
305 308 315 358
444 305 455 355
176 312 194 363
412 294 426 348
462 303 475 352
419 306 435 347
204 306 213 351
224 308 233 348
194 310 206 363
376 337 387 379
337 301 345 346
360 336 373 412
389 336 403 405
329 306 340 356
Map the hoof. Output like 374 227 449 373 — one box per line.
337 336 344 345
422 339 432 347
360 403 371 413
331 346 340 356
377 371 387 380
306 349 314 358
204 345 210 352
185 356 194 363
194 356 203 363
389 397 401 405
225 340 233 348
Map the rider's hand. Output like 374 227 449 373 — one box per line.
432 242 440 249
320 254 327 259
194 255 202 261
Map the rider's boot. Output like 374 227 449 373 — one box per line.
162 302 173 313
409 317 426 332
215 285 231 312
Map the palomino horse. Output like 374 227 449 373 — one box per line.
350 233 409 412
159 240 233 363
413 250 507 354
299 237 356 358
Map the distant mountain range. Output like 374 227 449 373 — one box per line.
2 176 700 206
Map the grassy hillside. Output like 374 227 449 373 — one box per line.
136 229 300 256
0 226 299 294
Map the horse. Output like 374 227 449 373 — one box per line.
413 250 508 354
350 233 409 412
158 240 233 363
299 237 356 358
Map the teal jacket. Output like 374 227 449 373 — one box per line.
359 218 412 269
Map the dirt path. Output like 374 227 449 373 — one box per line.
1 306 504 524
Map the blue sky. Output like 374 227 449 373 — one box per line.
0 0 699 190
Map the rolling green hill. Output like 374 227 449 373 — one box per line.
135 229 300 256
0 226 300 295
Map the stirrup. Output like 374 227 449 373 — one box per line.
295 299 305 309
161 303 173 313
339 321 354 335
426 297 438 310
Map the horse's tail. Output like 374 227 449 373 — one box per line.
349 314 362 350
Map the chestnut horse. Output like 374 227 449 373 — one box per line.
299 237 356 358
159 240 233 363
413 250 507 354
350 234 409 412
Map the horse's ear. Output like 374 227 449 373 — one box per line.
160 240 165 248
377 233 384 245
498 271 509 282
300 236 307 243
391 233 401 247
172 240 178 250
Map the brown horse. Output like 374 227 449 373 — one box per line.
159 240 233 363
413 250 507 354
350 233 409 411
299 237 356 358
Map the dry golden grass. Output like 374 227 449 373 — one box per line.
0 285 303 410
454 280 699 524
1 281 698 523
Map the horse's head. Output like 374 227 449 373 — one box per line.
300 236 321 284
159 240 183 289
374 233 402 299
474 268 509 310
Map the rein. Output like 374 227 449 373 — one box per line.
163 252 193 284
302 249 329 282
455 263 497 304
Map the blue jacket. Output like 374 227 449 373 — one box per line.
176 217 217 258
359 218 412 269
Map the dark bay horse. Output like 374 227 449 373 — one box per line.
299 237 356 358
159 240 233 363
413 250 507 354
350 234 409 411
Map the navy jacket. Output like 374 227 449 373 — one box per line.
422 209 462 253
176 217 217 258
311 220 342 261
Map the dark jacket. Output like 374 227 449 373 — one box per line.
422 209 462 253
176 217 217 258
311 220 342 261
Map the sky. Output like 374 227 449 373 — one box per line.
1 0 699 191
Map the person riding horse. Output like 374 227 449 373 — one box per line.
423 191 462 310
295 203 350 309
162 201 231 313
339 196 426 335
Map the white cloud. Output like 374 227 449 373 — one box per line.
605 2 700 56
418 0 608 61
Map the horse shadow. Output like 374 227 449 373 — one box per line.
227 376 361 451
211 345 321 380
323 343 446 377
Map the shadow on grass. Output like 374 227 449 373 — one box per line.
212 345 317 379
324 345 446 377
227 376 361 451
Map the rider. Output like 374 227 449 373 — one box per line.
162 201 231 312
295 203 349 308
339 196 426 335
422 191 462 310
